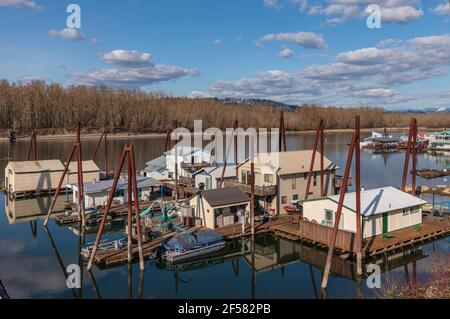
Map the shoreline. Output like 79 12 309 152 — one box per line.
0 127 444 142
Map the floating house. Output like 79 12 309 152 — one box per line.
193 165 236 190
4 160 65 195
224 150 341 215
141 146 212 181
141 155 168 180
427 130 450 151
66 160 101 184
67 176 163 209
189 187 250 229
302 186 426 238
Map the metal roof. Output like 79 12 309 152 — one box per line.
8 160 64 173
193 165 236 179
71 176 162 194
66 160 100 173
200 187 250 208
327 186 427 217
238 150 337 175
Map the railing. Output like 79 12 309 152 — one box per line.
178 176 195 187
335 175 353 188
180 162 211 173
223 179 277 196
296 217 359 253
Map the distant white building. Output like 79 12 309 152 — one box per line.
193 165 236 190
302 186 426 238
67 176 162 209
141 146 212 180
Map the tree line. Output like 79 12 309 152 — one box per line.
0 80 448 134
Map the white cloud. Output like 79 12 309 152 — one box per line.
431 3 450 15
213 39 223 46
306 0 424 24
260 31 326 49
99 50 152 67
72 50 199 88
263 0 280 9
0 0 39 10
378 6 423 23
206 33 450 107
48 28 85 41
189 91 212 98
279 48 294 58
72 66 199 88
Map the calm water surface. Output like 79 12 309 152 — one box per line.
0 132 448 298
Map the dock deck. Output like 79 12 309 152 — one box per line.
362 217 449 257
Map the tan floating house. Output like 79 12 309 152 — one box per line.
189 187 250 229
66 160 101 184
226 150 340 215
4 160 65 195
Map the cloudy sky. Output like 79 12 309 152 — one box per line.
0 0 449 110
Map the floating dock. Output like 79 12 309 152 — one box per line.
415 169 449 179
88 214 449 269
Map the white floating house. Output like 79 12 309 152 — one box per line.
141 146 212 180
67 176 163 209
193 165 236 190
302 186 427 238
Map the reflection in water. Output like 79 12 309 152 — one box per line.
0 134 448 299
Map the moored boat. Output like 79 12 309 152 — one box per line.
160 230 226 263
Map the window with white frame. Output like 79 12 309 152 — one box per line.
324 209 334 227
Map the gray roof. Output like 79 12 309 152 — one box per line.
327 186 427 217
193 165 236 179
201 187 250 208
143 155 166 172
72 176 162 194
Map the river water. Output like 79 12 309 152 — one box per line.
0 131 448 299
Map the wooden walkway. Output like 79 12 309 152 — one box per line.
362 217 449 257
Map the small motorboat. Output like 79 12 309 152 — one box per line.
160 230 226 263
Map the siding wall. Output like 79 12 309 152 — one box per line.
6 168 63 193
303 199 423 238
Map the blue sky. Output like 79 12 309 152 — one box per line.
0 0 449 110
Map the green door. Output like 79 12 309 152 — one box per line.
382 213 388 233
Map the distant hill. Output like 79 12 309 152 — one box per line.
212 97 298 111
384 107 450 114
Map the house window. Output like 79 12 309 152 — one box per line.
324 209 334 227
264 174 273 183
292 177 296 190
402 208 410 216
313 173 317 186
293 194 298 201
303 173 307 180
281 196 288 204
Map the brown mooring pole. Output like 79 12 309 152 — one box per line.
279 111 287 152
321 132 357 289
92 131 108 178
401 118 417 193
305 119 324 199
355 116 362 276
250 161 255 236
27 131 37 160
234 121 239 180
87 144 144 271
44 122 85 227
219 120 238 188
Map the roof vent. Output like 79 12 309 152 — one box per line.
92 179 97 184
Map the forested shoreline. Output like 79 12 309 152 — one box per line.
1 80 448 134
